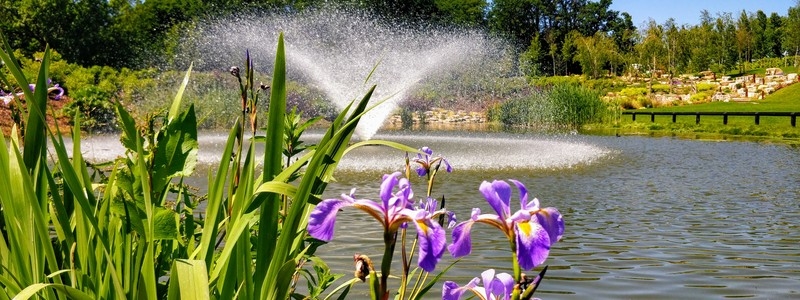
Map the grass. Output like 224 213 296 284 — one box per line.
605 82 800 144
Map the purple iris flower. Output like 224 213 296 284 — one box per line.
448 180 564 271
420 197 457 229
50 84 64 100
26 83 65 100
412 146 452 177
307 172 446 272
442 269 525 300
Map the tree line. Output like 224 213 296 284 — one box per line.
2 0 799 77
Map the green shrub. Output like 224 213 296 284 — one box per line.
62 85 116 131
690 91 713 103
696 82 717 92
651 84 670 93
619 87 648 97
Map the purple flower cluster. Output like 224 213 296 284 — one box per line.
306 148 564 300
308 172 447 272
2 81 64 106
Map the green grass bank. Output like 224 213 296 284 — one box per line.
589 82 800 145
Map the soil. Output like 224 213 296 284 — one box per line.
0 96 73 136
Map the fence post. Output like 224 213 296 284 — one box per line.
792 113 796 127
755 112 760 125
723 113 728 125
695 113 700 124
650 113 655 122
672 113 677 123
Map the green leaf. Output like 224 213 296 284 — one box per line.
152 207 180 240
168 64 193 123
116 102 139 152
254 32 288 296
13 283 94 300
23 49 51 172
152 104 199 198
167 259 210 300
343 140 419 156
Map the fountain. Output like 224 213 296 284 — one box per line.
175 7 506 140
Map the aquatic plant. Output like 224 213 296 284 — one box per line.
446 179 564 300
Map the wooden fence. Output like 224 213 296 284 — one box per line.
622 111 800 127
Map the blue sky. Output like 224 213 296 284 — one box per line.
609 0 797 27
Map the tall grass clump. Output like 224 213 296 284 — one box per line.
492 83 606 129
547 83 606 127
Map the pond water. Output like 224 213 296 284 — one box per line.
74 130 800 299
312 131 800 299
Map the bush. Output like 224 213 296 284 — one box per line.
690 91 713 103
651 84 670 93
619 87 648 97
62 85 116 131
696 82 717 92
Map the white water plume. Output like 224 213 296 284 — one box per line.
175 7 506 139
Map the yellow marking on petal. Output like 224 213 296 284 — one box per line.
517 221 532 236
416 220 430 236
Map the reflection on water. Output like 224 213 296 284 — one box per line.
73 131 800 299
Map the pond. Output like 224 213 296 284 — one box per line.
313 130 800 299
75 130 800 299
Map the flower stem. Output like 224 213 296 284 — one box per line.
399 229 409 300
510 238 522 300
380 230 397 300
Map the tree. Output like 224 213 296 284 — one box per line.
688 11 715 72
713 12 738 73
751 10 769 59
573 32 618 78
735 10 754 72
434 0 487 27
784 1 800 65
636 19 667 74
518 33 543 77
766 12 783 58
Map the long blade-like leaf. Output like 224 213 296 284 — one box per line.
254 32 287 296
167 259 210 300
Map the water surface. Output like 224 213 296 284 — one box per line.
73 131 800 299
315 131 800 299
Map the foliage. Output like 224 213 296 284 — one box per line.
651 84 670 94
492 83 607 128
547 83 606 126
696 82 717 92
62 85 116 131
0 32 423 300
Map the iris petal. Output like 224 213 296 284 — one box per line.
441 281 463 300
481 269 496 296
509 179 532 209
307 197 354 241
448 220 475 257
380 172 400 207
515 220 551 270
443 158 453 173
413 217 446 272
536 207 565 245
493 272 515 300
480 180 511 219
